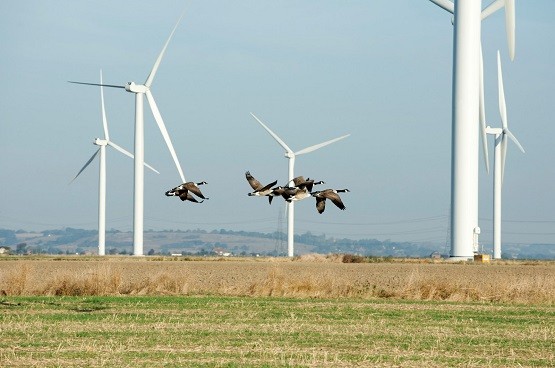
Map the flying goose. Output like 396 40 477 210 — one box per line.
282 176 325 202
165 181 209 201
245 171 278 198
174 189 204 203
298 178 324 193
268 185 286 204
311 189 349 214
283 186 311 202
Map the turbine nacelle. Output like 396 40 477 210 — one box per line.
285 152 295 159
125 82 148 94
94 138 108 146
485 126 503 135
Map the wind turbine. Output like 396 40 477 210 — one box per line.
250 112 350 257
71 70 159 256
69 14 187 256
485 51 524 259
428 0 516 259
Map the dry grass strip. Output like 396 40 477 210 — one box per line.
0 257 554 304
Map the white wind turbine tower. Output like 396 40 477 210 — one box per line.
70 70 159 256
250 113 350 257
486 51 525 259
70 14 187 256
428 0 516 259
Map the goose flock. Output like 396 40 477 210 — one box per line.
245 171 349 214
164 172 349 214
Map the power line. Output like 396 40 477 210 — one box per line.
480 230 555 236
144 216 276 226
298 215 448 226
479 217 555 224
295 226 447 237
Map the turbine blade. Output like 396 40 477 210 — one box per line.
295 134 350 156
505 0 516 61
497 51 508 130
429 0 454 14
144 12 186 88
481 0 504 20
505 129 525 153
501 134 508 185
479 45 490 174
99 70 110 140
250 112 294 154
70 148 100 183
68 81 125 89
145 90 185 182
107 141 160 174
145 161 162 175
107 140 133 159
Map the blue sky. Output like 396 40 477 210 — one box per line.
1 1 554 248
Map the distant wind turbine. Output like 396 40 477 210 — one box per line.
485 51 524 259
70 70 159 256
69 13 187 256
428 0 516 259
250 112 350 257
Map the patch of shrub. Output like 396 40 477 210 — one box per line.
342 254 365 263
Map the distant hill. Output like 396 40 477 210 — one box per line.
0 228 553 259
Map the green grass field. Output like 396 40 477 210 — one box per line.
1 295 553 367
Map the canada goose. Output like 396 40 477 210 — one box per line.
268 185 286 204
282 177 325 202
289 176 324 191
245 171 278 197
175 189 204 203
299 178 324 193
165 181 208 200
290 176 307 187
311 189 349 214
283 186 311 202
